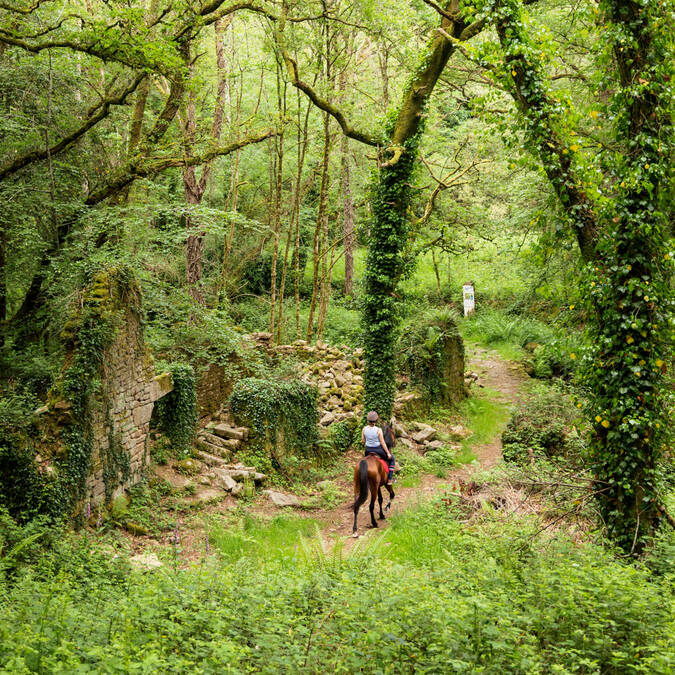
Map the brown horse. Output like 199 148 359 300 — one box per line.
351 423 396 537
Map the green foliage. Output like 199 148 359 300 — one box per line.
208 513 320 563
153 363 197 459
149 437 171 465
463 308 551 350
576 0 674 549
480 0 675 550
462 307 581 378
233 296 363 349
1 503 673 672
396 444 476 484
229 378 318 475
329 417 359 453
146 303 249 371
502 383 585 465
399 308 463 403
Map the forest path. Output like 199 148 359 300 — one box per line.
317 344 528 546
130 345 528 564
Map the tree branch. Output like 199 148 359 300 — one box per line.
274 4 380 147
0 74 144 182
0 0 48 14
85 128 277 205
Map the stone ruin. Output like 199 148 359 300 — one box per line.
18 276 469 520
33 270 174 512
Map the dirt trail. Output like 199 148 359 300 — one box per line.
125 346 528 562
320 345 528 543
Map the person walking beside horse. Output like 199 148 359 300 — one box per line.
352 411 396 537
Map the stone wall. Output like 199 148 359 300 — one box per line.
83 321 172 506
35 270 173 512
196 363 228 422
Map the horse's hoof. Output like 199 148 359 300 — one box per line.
352 532 358 538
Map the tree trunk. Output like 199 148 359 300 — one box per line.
432 249 441 298
306 111 331 341
183 18 231 305
363 6 463 420
268 71 286 340
340 132 354 296
220 71 243 299
316 222 337 340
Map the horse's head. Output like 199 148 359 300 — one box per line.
382 420 396 448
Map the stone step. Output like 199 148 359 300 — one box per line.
198 431 240 451
195 437 232 460
211 423 248 441
196 450 229 468
215 467 266 483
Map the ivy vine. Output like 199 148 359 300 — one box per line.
362 122 424 421
228 378 318 474
488 0 674 549
153 363 198 459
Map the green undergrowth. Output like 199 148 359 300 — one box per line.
426 386 511 452
397 389 509 486
207 513 321 563
1 502 673 673
458 388 511 448
461 308 581 378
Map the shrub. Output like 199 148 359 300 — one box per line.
502 383 585 465
330 417 359 453
0 504 673 673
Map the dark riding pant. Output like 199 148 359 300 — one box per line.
365 447 395 483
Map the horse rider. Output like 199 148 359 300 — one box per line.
362 410 395 486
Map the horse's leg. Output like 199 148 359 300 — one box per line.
369 477 378 528
352 465 363 537
384 483 395 511
352 483 359 536
377 485 385 520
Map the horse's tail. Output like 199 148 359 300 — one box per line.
353 459 369 510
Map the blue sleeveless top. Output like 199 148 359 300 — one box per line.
363 425 381 448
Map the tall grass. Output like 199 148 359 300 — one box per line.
207 513 320 563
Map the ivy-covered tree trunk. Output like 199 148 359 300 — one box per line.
583 0 673 550
492 0 673 550
491 0 598 261
362 12 461 420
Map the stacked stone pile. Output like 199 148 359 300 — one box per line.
274 339 437 428
395 420 470 453
274 340 365 425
